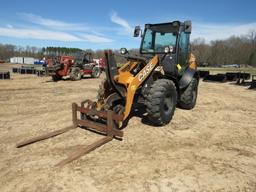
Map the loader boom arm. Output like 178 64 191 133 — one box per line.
114 54 159 119
104 50 159 120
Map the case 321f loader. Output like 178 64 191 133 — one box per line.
17 20 199 167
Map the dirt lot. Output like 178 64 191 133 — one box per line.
0 64 256 192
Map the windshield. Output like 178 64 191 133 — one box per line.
72 52 83 63
141 28 177 54
74 52 92 64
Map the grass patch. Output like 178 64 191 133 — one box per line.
198 67 256 75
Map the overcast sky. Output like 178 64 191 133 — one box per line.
0 0 255 49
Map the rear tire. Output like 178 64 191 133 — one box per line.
145 79 177 126
91 67 101 78
178 77 198 110
70 67 82 81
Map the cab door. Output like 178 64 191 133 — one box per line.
178 32 190 67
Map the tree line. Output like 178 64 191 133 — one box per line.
191 31 256 67
0 44 43 60
42 47 82 56
0 45 131 64
0 30 256 67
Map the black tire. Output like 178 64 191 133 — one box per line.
145 79 177 126
91 67 100 78
51 74 61 81
178 77 198 110
70 67 82 81
112 104 125 129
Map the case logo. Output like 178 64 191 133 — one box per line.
138 63 153 82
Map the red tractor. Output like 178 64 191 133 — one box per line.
46 52 104 81
69 52 103 80
46 55 75 81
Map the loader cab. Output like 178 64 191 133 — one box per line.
75 52 94 64
137 21 191 68
82 53 94 64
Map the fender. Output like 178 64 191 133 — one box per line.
178 67 199 89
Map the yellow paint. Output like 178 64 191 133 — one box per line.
189 53 197 69
131 85 137 92
113 55 159 120
177 64 182 71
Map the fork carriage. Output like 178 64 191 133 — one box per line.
17 101 123 167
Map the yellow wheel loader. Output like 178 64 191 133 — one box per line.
17 20 199 167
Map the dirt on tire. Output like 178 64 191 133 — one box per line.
146 79 177 126
178 77 198 110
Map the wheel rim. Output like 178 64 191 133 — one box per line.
95 68 100 77
74 72 78 78
71 68 80 80
76 71 81 78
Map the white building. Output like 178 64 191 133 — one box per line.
10 57 35 64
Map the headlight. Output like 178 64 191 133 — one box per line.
164 46 174 53
119 48 128 55
164 47 170 53
169 46 174 53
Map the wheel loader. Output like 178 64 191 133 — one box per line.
17 20 199 167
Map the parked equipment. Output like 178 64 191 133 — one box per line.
12 68 18 73
0 71 10 79
198 70 209 78
17 20 199 166
45 53 103 81
12 66 37 74
225 72 239 81
249 75 256 89
45 55 75 81
69 52 102 80
236 72 251 85
36 69 46 76
203 74 227 82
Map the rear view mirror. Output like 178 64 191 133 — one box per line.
134 26 141 37
184 20 192 33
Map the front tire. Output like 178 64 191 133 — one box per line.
70 67 82 81
178 77 198 110
91 67 101 78
145 79 177 126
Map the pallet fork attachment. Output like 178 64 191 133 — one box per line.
16 101 123 167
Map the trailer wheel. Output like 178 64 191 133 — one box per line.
178 77 198 110
70 67 82 81
145 79 177 126
91 67 100 78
